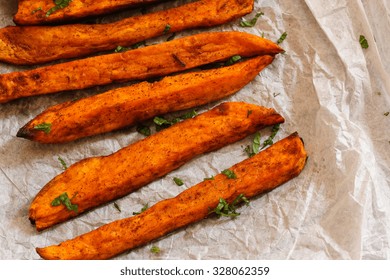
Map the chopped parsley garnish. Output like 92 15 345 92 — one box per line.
225 55 242 66
58 156 68 170
240 12 264 27
51 192 78 213
150 245 161 254
221 169 237 179
173 177 184 186
180 109 197 120
154 110 197 131
247 110 253 118
261 124 280 149
33 122 52 134
133 203 149 215
384 112 389 116
244 131 261 157
204 176 215 181
209 194 250 218
31 7 42 14
114 202 121 212
115 41 146 53
359 35 369 49
46 0 72 17
115 46 128 53
277 32 288 44
136 124 151 136
163 24 171 34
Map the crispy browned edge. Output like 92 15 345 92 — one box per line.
35 132 307 259
28 102 285 231
1 0 254 65
16 55 274 143
13 0 168 25
0 31 283 104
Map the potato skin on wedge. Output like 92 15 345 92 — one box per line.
36 132 307 260
0 31 283 104
13 0 167 25
17 55 274 143
29 102 285 231
2 0 254 65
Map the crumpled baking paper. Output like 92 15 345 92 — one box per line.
0 0 389 260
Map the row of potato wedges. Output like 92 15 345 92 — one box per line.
1 0 307 259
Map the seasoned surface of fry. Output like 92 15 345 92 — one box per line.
36 132 307 260
29 102 285 231
14 0 167 25
17 56 274 143
0 31 283 104
1 0 254 65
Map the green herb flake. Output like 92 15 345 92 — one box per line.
221 169 237 179
150 245 161 254
252 131 261 154
204 176 215 181
133 203 149 215
136 124 151 136
209 194 249 218
31 7 42 14
225 55 242 66
163 24 171 34
46 0 72 17
154 110 197 131
153 116 171 127
131 41 146 49
384 112 389 116
277 32 288 44
244 131 261 157
180 109 197 120
261 124 280 149
51 192 78 213
58 156 68 170
247 110 253 118
114 45 130 53
114 202 121 212
173 177 184 186
240 12 264 27
359 35 369 49
33 122 52 134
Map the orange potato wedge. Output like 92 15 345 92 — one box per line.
36 132 307 259
13 0 168 25
29 102 285 231
1 0 254 65
0 31 283 104
17 55 274 143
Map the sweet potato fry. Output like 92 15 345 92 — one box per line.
36 132 307 260
0 31 283 104
2 0 254 65
17 55 274 144
13 0 167 25
29 102 285 231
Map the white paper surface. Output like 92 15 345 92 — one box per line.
1 0 389 260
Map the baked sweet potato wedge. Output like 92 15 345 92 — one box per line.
13 0 168 25
0 31 283 104
36 132 307 260
29 102 285 231
2 0 254 65
17 55 274 144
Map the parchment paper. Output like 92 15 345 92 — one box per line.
1 0 389 260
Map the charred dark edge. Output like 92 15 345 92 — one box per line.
16 124 35 140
